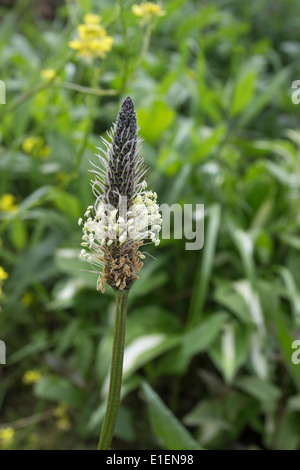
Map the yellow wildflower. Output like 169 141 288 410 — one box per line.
83 13 101 24
54 403 71 431
22 136 37 154
54 403 68 418
78 23 106 40
22 370 43 385
0 266 7 295
132 2 165 23
56 415 71 431
22 136 50 159
0 427 14 448
69 13 113 59
40 69 56 81
0 194 18 212
0 267 8 281
21 291 34 307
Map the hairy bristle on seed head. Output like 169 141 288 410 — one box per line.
90 97 148 210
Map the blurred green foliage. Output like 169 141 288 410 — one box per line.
1 0 300 450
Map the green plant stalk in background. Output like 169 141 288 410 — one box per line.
98 290 128 450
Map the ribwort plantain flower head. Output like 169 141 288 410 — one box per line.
79 97 162 293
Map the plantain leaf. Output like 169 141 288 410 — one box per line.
142 382 202 450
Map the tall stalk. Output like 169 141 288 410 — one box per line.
97 290 129 450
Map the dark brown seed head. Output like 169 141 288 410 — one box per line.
105 97 138 208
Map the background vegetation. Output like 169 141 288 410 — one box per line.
1 0 300 450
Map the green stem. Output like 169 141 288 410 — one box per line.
135 22 153 73
120 22 153 92
97 290 129 450
72 68 100 176
55 82 118 96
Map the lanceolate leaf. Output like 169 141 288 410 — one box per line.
142 382 202 450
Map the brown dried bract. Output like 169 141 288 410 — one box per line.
97 240 143 293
